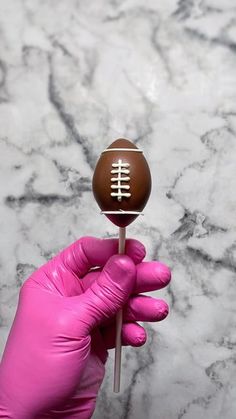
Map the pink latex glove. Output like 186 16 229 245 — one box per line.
0 237 171 418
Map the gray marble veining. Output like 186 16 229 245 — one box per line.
0 1 236 418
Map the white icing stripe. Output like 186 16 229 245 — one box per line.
112 162 130 167
111 185 130 190
111 169 129 174
111 176 130 182
111 192 131 198
101 210 143 215
103 148 143 153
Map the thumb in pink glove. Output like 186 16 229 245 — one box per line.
0 237 171 419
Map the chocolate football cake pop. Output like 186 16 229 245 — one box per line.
92 138 152 393
92 138 152 227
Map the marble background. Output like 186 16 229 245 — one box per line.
0 0 236 418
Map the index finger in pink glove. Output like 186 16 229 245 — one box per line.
58 236 146 277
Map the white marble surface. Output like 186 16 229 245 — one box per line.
0 0 236 418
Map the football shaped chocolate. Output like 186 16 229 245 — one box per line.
92 138 152 227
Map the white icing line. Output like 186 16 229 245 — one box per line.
111 193 131 199
103 148 143 153
111 169 129 174
111 176 130 182
112 162 130 167
111 185 130 190
101 210 143 215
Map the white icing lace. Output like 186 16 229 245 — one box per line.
110 159 131 201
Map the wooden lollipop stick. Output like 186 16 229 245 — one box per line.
113 226 126 393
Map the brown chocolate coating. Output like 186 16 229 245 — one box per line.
92 138 152 227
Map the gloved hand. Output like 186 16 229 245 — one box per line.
0 237 171 419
